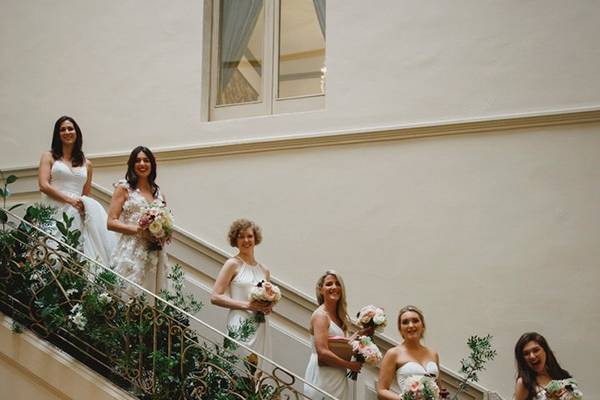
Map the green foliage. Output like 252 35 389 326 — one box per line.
452 334 497 400
0 205 280 400
11 320 23 334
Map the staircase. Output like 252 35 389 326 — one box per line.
0 206 337 399
0 173 503 400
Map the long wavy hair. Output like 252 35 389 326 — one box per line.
315 270 350 333
515 332 571 400
125 146 159 197
51 116 85 167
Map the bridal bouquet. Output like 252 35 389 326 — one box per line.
249 280 281 323
138 204 174 251
544 378 583 400
400 375 440 400
356 304 387 333
347 335 382 380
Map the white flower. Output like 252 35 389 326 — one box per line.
68 304 87 331
148 221 163 236
66 288 78 297
30 271 44 282
373 314 386 326
98 292 112 304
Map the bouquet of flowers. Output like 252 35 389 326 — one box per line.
138 203 174 251
347 335 382 380
356 304 387 334
400 375 440 400
544 378 583 400
249 280 281 323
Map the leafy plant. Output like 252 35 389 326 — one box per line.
0 200 282 400
451 334 497 400
0 171 23 226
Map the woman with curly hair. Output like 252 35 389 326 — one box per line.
211 218 272 359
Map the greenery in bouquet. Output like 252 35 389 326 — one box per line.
401 375 440 400
545 378 583 400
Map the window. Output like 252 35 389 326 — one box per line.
209 0 326 120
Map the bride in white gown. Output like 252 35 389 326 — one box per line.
377 305 447 400
304 270 363 400
107 146 168 297
38 116 116 266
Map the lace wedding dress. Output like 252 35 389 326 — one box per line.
110 180 168 296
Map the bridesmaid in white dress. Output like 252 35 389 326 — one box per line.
38 116 116 266
304 270 363 400
211 219 273 360
513 332 582 400
377 305 447 400
107 146 168 297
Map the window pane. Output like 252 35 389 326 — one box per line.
278 0 325 99
217 0 264 106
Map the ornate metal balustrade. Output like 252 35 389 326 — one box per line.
0 206 337 400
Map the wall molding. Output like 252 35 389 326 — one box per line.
3 106 600 172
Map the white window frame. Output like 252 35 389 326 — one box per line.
208 0 325 121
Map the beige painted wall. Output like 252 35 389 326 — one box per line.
0 317 135 400
0 357 66 400
91 122 600 399
1 0 600 167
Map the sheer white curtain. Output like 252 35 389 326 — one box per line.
219 0 263 94
313 0 326 38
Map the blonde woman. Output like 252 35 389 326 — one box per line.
304 270 363 399
377 305 447 400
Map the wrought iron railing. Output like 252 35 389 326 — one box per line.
0 206 337 400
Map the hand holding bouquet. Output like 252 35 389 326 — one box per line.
249 280 281 323
138 204 174 251
347 335 382 380
400 375 440 400
545 379 583 400
356 304 387 335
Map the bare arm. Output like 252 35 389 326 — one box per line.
107 185 138 235
377 348 400 400
38 152 82 209
312 311 362 372
210 259 272 313
434 351 449 398
82 159 93 196
514 378 529 400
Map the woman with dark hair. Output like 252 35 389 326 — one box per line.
107 146 168 296
38 116 116 265
514 332 583 400
303 270 363 400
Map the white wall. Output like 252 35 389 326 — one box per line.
2 0 600 168
90 122 600 399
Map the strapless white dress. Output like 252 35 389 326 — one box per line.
41 160 116 267
396 361 440 399
304 320 349 400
